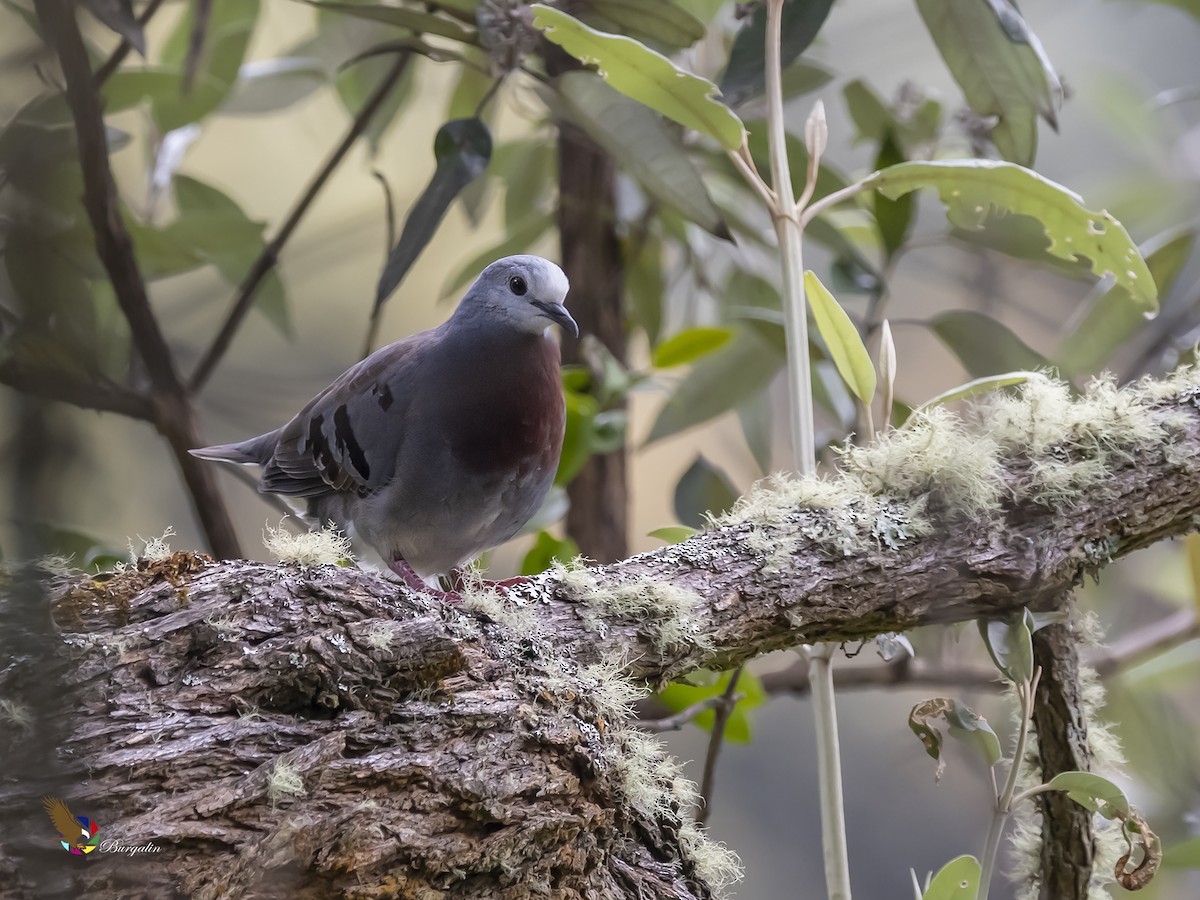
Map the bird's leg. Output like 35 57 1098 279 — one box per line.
388 558 459 601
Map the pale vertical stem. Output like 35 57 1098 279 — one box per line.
763 1 850 898
808 642 852 899
765 0 816 477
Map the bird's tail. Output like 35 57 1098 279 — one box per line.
189 430 278 466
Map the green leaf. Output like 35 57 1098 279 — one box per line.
737 387 774 473
652 327 734 369
909 698 1003 777
647 526 698 544
1044 771 1131 819
1059 228 1195 376
532 4 744 151
719 0 835 107
580 0 705 51
4 228 98 373
915 371 1037 412
979 609 1035 685
307 1 478 44
520 530 580 576
873 131 912 260
375 118 492 307
625 232 664 344
843 79 894 143
657 670 766 743
646 326 784 444
674 455 738 528
492 139 556 228
166 175 290 335
556 390 601 486
922 855 982 899
549 71 729 237
154 0 260 132
101 69 186 113
931 310 1048 378
220 57 327 115
447 61 494 120
916 0 1061 165
805 271 876 406
869 160 1158 312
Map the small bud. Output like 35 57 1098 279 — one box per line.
805 99 828 160
878 319 897 430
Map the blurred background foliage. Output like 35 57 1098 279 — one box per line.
1 0 1199 896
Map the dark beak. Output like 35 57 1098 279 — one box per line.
533 300 579 337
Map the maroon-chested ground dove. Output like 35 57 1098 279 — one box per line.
191 255 577 592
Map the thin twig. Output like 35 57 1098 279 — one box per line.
755 611 1200 699
362 170 398 356
34 0 241 558
638 694 743 733
696 666 743 826
181 0 213 94
93 0 165 85
0 362 154 419
189 51 412 392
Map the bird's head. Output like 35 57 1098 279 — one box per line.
460 255 578 338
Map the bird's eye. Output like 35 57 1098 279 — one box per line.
508 275 528 296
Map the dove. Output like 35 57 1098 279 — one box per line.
191 255 577 593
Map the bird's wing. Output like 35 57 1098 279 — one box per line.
43 796 81 840
262 331 436 499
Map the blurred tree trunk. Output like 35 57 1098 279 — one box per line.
546 48 628 564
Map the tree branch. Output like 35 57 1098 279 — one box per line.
188 52 412 393
0 360 154 419
8 373 1200 897
1031 617 1094 900
34 0 240 559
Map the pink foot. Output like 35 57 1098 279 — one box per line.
388 558 460 601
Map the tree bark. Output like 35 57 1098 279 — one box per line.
546 46 629 564
1032 619 1095 900
3 374 1199 897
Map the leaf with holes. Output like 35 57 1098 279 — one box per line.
533 4 744 150
922 855 981 899
1059 228 1194 375
869 160 1158 312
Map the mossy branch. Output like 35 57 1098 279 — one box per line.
8 370 1200 898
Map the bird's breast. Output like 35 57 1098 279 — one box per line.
438 335 565 476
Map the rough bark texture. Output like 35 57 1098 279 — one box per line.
1032 621 1095 900
546 45 629 565
3 377 1200 897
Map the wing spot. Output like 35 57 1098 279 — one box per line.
373 382 394 412
334 404 371 481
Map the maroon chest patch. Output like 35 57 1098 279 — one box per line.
440 335 565 476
